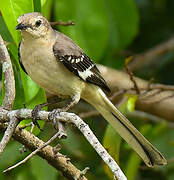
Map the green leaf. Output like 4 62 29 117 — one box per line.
125 152 141 180
0 141 22 167
34 0 41 12
20 71 40 103
25 88 46 109
103 124 122 179
102 0 139 69
0 0 34 44
126 95 138 112
0 16 13 42
41 0 53 19
8 43 25 109
61 128 86 159
40 0 48 7
54 0 109 61
30 156 57 180
106 0 139 51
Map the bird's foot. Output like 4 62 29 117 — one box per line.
48 109 67 139
31 104 45 131
48 109 62 129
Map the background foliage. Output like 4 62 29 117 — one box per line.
0 0 174 179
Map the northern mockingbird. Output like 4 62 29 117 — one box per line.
16 12 167 167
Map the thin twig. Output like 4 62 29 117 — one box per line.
3 131 60 172
124 57 140 94
50 21 75 27
0 116 19 155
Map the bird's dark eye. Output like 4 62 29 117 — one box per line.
35 20 42 27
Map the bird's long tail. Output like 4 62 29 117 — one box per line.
86 88 167 167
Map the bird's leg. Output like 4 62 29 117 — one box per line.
62 94 81 112
32 98 62 130
48 94 80 131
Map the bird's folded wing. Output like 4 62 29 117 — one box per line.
53 32 110 92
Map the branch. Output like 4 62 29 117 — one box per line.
129 36 174 71
0 35 15 110
0 35 16 155
0 108 127 180
124 57 140 94
0 121 87 180
127 110 174 128
50 21 75 27
97 64 174 122
3 131 61 172
54 113 127 180
0 116 18 155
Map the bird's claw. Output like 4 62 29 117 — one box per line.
31 104 43 131
48 109 62 130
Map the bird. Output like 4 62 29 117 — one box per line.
16 12 167 167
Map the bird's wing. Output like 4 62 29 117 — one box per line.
18 42 28 75
53 32 110 93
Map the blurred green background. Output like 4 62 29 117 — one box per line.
0 0 174 179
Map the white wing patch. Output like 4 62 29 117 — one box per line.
78 67 94 80
53 41 111 92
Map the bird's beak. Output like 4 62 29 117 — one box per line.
15 23 27 30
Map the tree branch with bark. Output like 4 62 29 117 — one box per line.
98 64 174 122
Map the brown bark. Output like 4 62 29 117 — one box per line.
97 65 174 122
0 122 87 180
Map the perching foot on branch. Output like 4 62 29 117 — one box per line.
32 103 50 131
48 109 67 139
48 95 79 138
31 98 63 131
32 100 61 130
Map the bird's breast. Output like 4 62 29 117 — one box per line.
20 40 84 97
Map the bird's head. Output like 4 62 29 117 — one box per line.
16 12 51 38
